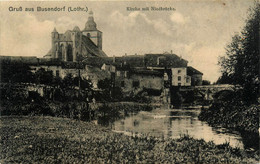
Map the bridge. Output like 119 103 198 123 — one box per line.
180 84 235 101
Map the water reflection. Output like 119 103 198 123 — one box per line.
110 108 245 149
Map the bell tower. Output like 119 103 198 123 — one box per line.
82 11 102 49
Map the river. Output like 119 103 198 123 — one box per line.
100 107 247 149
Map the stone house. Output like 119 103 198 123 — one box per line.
171 67 191 86
114 67 164 96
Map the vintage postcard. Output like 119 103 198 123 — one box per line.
0 0 259 163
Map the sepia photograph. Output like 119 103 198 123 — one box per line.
0 0 259 163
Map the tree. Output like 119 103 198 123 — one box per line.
0 61 34 83
97 78 113 101
218 3 260 103
216 72 233 84
97 78 112 90
35 68 54 85
61 73 74 89
202 80 211 85
73 77 93 90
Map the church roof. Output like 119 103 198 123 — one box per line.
81 35 107 57
73 26 81 32
52 27 57 33
44 49 53 58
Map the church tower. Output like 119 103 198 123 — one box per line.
82 11 103 49
51 27 59 58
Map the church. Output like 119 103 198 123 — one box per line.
44 11 107 61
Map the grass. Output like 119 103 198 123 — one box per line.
0 116 258 163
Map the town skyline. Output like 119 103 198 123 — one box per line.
0 0 255 82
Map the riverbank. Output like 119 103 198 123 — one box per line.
0 99 154 121
0 116 258 163
199 102 259 150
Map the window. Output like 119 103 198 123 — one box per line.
178 83 182 86
178 76 181 81
56 70 60 77
124 71 129 78
133 81 140 88
121 81 125 87
116 71 121 77
178 70 181 74
186 78 190 83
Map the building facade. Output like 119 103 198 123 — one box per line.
171 67 191 86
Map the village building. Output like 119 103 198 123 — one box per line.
0 10 204 104
114 68 164 96
171 67 191 86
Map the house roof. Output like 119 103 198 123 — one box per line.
131 69 163 76
187 66 203 75
144 53 188 68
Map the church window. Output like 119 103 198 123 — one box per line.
67 44 73 62
58 44 63 60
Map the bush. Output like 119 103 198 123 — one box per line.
199 100 259 133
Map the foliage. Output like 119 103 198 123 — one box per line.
73 77 92 90
97 78 124 101
97 78 112 90
61 73 74 88
201 3 260 139
34 68 53 85
218 3 260 103
199 99 259 136
202 80 211 85
0 116 258 163
0 61 34 83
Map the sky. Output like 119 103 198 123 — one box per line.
0 0 255 82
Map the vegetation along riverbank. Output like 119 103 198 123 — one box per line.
199 3 259 151
0 116 258 163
